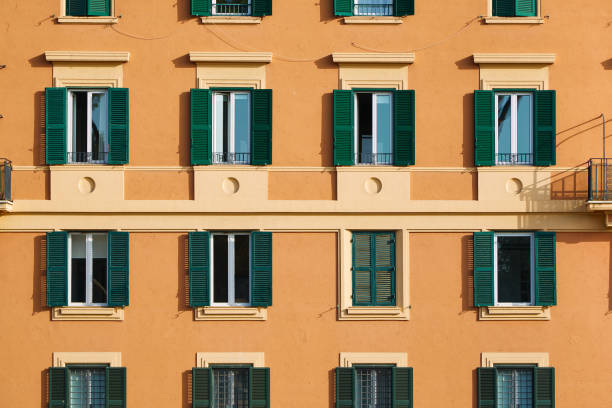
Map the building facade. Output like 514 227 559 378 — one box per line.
1 0 612 406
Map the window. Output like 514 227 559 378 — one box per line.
335 364 412 408
355 92 393 165
67 90 108 164
495 92 532 165
496 366 534 408
213 92 251 164
354 0 393 16
352 232 396 306
192 0 271 17
212 366 250 408
68 365 107 408
65 0 111 17
213 0 251 15
334 0 414 17
355 366 393 408
492 0 537 17
192 365 270 408
69 232 108 306
212 233 251 306
48 364 126 408
473 231 556 308
477 365 555 408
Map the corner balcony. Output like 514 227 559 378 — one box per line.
0 158 12 212
587 158 612 225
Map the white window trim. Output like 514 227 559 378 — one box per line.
494 92 533 165
196 352 265 368
68 232 108 307
53 352 121 367
481 352 549 368
212 0 252 16
210 232 251 307
212 91 251 164
67 89 110 165
340 352 408 368
354 92 394 166
493 232 535 307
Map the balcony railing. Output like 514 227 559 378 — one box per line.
588 158 612 201
354 3 393 16
356 153 393 165
67 152 108 164
496 153 533 165
212 2 251 15
213 152 251 164
0 158 11 202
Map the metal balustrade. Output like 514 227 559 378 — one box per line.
588 158 612 201
67 152 109 164
213 152 251 164
354 3 393 16
213 2 251 15
496 153 533 165
356 153 393 165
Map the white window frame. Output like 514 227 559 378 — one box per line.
494 92 533 165
353 0 394 16
210 232 252 307
212 91 251 164
68 232 108 307
67 89 109 164
212 0 252 16
354 91 393 166
493 232 535 307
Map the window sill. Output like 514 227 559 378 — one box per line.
57 16 119 24
200 16 262 24
0 200 13 213
343 16 403 24
52 306 124 321
484 16 544 24
195 306 267 321
339 306 409 321
479 306 550 321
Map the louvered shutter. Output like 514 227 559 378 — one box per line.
477 367 497 408
334 0 353 16
108 88 129 164
251 89 273 165
393 367 413 408
191 89 212 165
193 368 212 408
393 90 415 166
394 0 414 16
250 367 270 408
251 231 272 306
45 87 67 165
352 232 373 305
516 0 537 16
108 231 129 306
535 232 556 306
493 0 514 16
252 0 272 16
534 90 556 166
106 367 126 408
189 231 210 307
46 231 68 307
67 0 87 16
333 90 355 166
374 232 396 306
192 0 212 16
534 367 555 408
335 367 355 408
49 367 68 408
88 0 110 16
473 232 494 306
474 90 495 166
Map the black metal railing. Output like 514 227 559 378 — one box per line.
0 158 12 202
588 158 612 201
354 3 393 16
212 2 251 15
496 153 533 165
213 152 251 164
356 153 393 165
68 152 108 163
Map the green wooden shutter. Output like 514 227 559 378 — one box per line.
334 0 353 16
108 88 129 165
193 368 212 408
516 0 537 16
393 90 415 166
473 232 494 307
191 89 212 165
493 0 514 16
46 231 68 307
534 367 555 408
45 87 67 165
49 367 68 408
252 0 272 16
477 367 497 408
374 232 396 306
333 90 354 166
67 0 87 16
335 367 355 408
474 90 495 166
251 89 273 165
249 367 270 408
394 0 414 16
88 0 110 16
189 231 210 307
251 231 272 306
192 0 212 16
108 231 129 307
106 367 126 408
534 90 556 166
535 232 556 306
393 367 413 408
352 232 372 305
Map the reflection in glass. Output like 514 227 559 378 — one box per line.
497 95 512 160
376 94 392 164
234 235 250 304
71 234 87 303
234 93 250 163
516 94 532 160
497 235 531 304
214 235 229 303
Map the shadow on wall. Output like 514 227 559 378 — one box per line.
42 369 48 408
176 0 193 22
329 368 335 408
462 93 475 168
34 91 46 166
321 92 334 167
179 92 192 167
178 234 191 315
602 59 612 70
550 166 589 200
461 234 476 315
472 369 478 408
183 370 192 408
34 235 48 315
320 0 337 22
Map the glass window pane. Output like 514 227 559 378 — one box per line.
69 367 106 408
497 236 532 303
214 0 250 15
214 93 230 163
233 93 250 164
213 235 229 303
355 367 392 408
516 94 532 164
91 93 108 162
376 94 392 164
497 95 512 163
234 235 250 304
73 92 88 162
357 93 373 164
71 234 86 303
92 234 107 304
354 0 393 16
496 368 533 408
213 368 249 408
